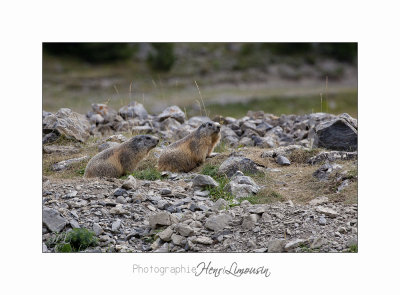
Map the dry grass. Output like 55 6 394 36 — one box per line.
42 136 100 179
289 148 322 164
43 137 358 205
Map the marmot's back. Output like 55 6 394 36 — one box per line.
84 135 159 178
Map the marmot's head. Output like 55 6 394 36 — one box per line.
197 121 221 137
129 135 159 152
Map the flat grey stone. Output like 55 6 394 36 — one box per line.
192 174 218 188
267 239 286 253
205 214 232 231
43 207 67 232
149 212 172 229
276 155 291 166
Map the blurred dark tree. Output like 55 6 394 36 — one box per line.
147 43 175 72
238 42 357 65
316 43 357 63
43 43 136 63
263 43 312 55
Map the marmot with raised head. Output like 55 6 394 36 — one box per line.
84 135 159 178
158 122 221 172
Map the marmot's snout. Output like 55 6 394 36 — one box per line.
214 122 221 133
146 135 159 147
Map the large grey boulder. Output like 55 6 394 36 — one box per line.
43 207 67 232
158 105 186 123
51 156 89 171
205 214 232 231
224 172 260 199
192 174 218 189
43 108 91 142
160 117 181 131
218 157 259 177
118 102 148 120
149 212 172 229
312 114 357 151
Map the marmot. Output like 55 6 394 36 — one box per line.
158 122 221 172
84 135 159 178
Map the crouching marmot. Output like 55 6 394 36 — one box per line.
84 135 159 178
158 122 221 172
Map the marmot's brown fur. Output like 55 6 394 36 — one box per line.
84 135 159 178
158 122 221 172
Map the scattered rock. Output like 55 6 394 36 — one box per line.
309 196 329 206
218 157 259 177
122 175 137 190
43 145 81 155
194 236 213 245
312 163 342 180
308 151 358 165
312 116 357 151
242 214 259 230
276 155 291 166
43 207 67 232
70 219 80 228
51 156 89 171
192 174 218 189
310 237 326 249
118 102 148 120
224 173 260 199
205 214 232 231
284 239 307 251
158 227 174 241
346 237 358 248
171 234 185 246
149 212 172 229
43 108 91 142
158 105 186 123
93 223 103 236
268 239 286 253
318 216 327 225
175 224 194 237
261 145 305 158
212 198 228 211
316 206 339 218
112 219 122 232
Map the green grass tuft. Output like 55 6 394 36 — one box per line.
214 141 228 153
52 228 98 253
348 244 358 253
240 189 286 204
131 167 164 181
201 164 219 179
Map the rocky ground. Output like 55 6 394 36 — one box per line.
42 102 358 253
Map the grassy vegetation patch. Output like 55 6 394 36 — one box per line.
131 167 164 181
240 188 287 204
214 140 229 153
200 164 234 202
47 228 98 253
201 164 219 179
348 244 358 253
